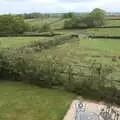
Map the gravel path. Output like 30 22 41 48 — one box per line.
63 97 120 120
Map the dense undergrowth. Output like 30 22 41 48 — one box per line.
0 43 120 105
0 35 120 105
21 34 79 51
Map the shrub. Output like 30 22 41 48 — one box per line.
0 49 64 87
0 48 119 105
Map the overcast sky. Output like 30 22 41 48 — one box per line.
0 0 120 14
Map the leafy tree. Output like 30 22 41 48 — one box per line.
64 16 86 28
63 12 75 19
0 15 29 34
88 8 105 27
64 8 105 28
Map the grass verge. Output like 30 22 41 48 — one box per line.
0 81 75 120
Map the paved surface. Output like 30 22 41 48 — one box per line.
63 97 120 120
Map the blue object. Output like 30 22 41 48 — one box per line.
75 102 100 120
75 111 100 120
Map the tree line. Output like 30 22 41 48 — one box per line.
0 15 28 34
64 8 105 28
0 8 105 34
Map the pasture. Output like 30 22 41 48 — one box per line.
32 37 120 83
1 16 120 89
105 20 120 27
87 28 120 36
25 18 65 29
0 37 49 48
0 13 120 119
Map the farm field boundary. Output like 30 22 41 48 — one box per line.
20 34 79 51
89 35 120 39
0 33 63 37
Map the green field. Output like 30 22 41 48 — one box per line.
0 81 75 120
25 18 57 26
105 20 120 26
0 17 120 83
87 28 120 36
0 30 120 83
0 37 49 48
0 15 120 119
31 37 120 82
25 18 65 29
106 16 120 20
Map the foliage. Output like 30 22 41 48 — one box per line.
64 16 85 28
88 8 105 27
26 34 77 51
38 24 51 33
62 12 75 19
19 12 51 19
0 49 64 87
0 48 119 104
31 23 51 33
0 15 29 34
64 8 105 28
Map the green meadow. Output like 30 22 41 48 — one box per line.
0 12 120 120
0 81 75 120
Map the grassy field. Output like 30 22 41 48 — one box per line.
106 16 120 20
32 37 120 62
87 28 120 36
0 15 120 119
25 18 65 29
0 81 75 120
25 17 120 30
0 31 120 83
25 18 57 26
105 20 120 27
28 37 120 85
0 37 49 48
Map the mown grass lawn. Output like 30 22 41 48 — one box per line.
0 81 75 120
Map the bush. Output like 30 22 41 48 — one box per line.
0 49 64 87
0 15 29 34
0 48 119 105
